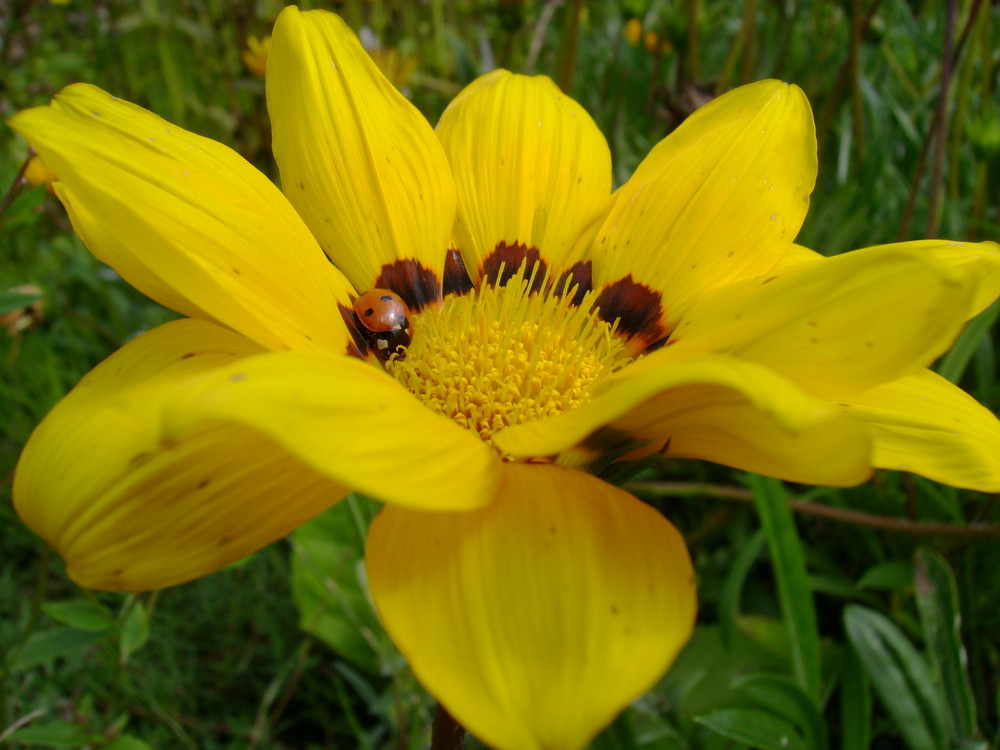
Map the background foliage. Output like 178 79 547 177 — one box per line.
1 0 998 748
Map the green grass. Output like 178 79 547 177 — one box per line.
2 1 998 748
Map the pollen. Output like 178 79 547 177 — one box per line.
387 267 631 455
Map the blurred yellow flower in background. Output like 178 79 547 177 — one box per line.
242 34 271 77
624 17 642 46
23 153 57 192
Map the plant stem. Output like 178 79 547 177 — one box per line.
431 702 466 750
926 0 957 236
626 481 1000 539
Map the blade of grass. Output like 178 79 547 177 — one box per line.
936 299 1000 383
748 474 822 701
914 549 984 748
844 605 948 750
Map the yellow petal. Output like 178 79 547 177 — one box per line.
15 319 501 590
9 85 354 353
591 81 816 350
771 242 823 269
436 70 612 285
671 245 974 398
367 462 695 750
166 350 501 512
267 7 455 309
772 240 1000 318
13 318 353 591
842 369 1000 491
495 351 872 486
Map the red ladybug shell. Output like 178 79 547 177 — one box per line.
353 289 408 333
353 289 412 361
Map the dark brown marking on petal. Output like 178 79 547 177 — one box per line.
443 249 474 297
340 302 370 359
593 275 667 352
761 275 779 285
181 352 195 360
551 260 592 306
480 241 547 292
375 258 442 312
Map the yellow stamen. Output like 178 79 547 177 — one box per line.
388 269 632 456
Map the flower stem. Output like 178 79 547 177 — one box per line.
431 702 466 750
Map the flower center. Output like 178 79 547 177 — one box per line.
386 268 632 456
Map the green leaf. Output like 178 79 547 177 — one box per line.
749 474 822 700
718 529 765 648
694 708 807 750
589 707 639 750
119 599 150 664
41 599 116 633
0 290 43 315
913 549 982 746
10 627 107 671
856 561 915 592
8 720 91 748
839 646 872 750
936 299 1000 383
844 605 948 750
290 495 383 674
733 674 828 750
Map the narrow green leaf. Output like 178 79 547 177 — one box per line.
844 605 948 750
749 474 822 700
718 529 766 648
41 599 116 633
914 549 981 745
936 299 1000 383
839 645 872 750
10 627 107 671
290 495 383 674
8 720 91 748
0 290 43 315
733 673 828 750
694 708 807 750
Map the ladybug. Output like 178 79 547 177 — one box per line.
353 289 412 362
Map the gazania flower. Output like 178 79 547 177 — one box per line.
11 6 1000 748
23 152 57 193
242 34 271 77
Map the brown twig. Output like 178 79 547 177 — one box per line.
626 481 1000 539
0 150 34 222
431 702 466 750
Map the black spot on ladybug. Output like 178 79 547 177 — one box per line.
443 249 474 297
593 276 668 353
480 241 547 292
374 259 441 312
552 260 592 305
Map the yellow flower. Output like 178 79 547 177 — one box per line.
624 17 643 47
368 46 417 90
10 6 1000 749
242 34 271 77
23 153 57 192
